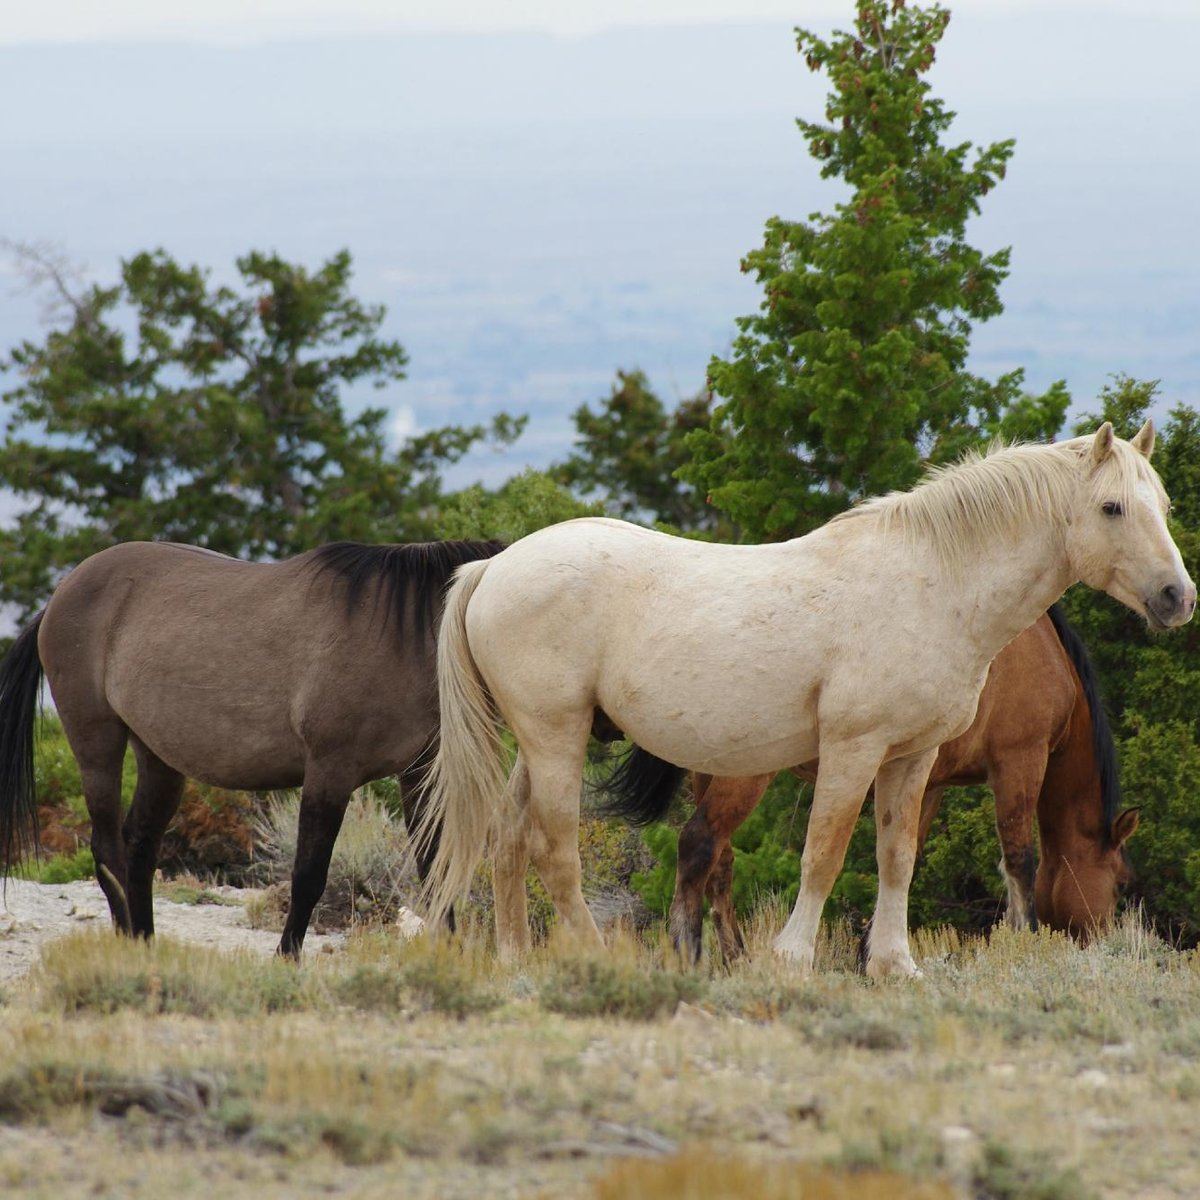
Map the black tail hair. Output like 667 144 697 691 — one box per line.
0 612 45 871
593 744 688 827
1046 602 1122 846
309 539 507 640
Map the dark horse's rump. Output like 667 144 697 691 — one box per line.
0 537 504 955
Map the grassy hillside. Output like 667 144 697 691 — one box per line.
0 908 1195 1198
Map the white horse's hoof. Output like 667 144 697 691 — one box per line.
865 954 922 980
771 935 814 974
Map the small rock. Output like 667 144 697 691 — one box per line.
1076 1068 1109 1088
941 1125 980 1183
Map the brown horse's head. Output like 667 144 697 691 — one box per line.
1036 807 1139 941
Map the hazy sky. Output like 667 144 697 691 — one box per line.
4 0 1192 42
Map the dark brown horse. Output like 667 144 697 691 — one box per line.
0 538 503 956
673 606 1139 963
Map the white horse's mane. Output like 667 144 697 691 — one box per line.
836 434 1165 574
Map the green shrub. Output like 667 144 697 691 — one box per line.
539 953 704 1019
23 846 95 884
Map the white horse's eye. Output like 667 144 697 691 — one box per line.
1101 501 1124 518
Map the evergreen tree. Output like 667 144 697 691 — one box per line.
556 370 720 533
0 245 522 619
683 0 1067 540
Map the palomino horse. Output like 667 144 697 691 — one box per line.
0 538 504 955
675 605 1138 965
419 425 1192 978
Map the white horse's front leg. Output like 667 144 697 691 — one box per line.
774 742 883 972
867 747 940 979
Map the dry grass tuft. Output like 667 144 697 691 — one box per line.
587 1151 954 1200
29 932 305 1017
252 787 419 931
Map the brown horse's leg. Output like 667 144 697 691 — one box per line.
279 767 353 957
398 761 456 932
916 784 946 853
989 752 1047 931
671 773 772 966
122 737 185 938
704 843 742 964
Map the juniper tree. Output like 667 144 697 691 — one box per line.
683 0 1067 540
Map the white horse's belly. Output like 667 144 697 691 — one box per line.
601 667 823 776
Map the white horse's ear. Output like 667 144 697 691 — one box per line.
1091 422 1115 465
1130 419 1155 459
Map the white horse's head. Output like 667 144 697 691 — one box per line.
1067 421 1195 629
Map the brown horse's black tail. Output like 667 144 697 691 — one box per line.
0 612 45 872
594 744 687 828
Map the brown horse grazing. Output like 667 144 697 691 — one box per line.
0 538 504 956
673 605 1138 963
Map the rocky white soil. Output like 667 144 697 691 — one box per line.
0 878 345 984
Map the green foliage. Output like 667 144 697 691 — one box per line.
0 245 522 619
682 1 1067 540
435 467 602 543
23 847 96 884
906 787 1005 930
629 824 678 918
555 369 723 533
1109 721 1200 940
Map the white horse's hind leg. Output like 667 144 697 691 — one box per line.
491 752 535 959
525 736 603 949
774 743 883 972
867 747 940 979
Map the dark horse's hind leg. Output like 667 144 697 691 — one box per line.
60 714 134 934
279 768 354 957
398 762 455 932
123 736 186 937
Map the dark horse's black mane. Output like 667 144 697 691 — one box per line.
310 539 507 639
1046 602 1122 846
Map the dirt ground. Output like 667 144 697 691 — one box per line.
0 878 342 983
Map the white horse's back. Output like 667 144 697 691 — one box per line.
465 515 971 775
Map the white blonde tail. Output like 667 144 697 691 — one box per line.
416 559 508 925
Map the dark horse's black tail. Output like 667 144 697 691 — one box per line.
594 744 688 828
0 612 45 871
